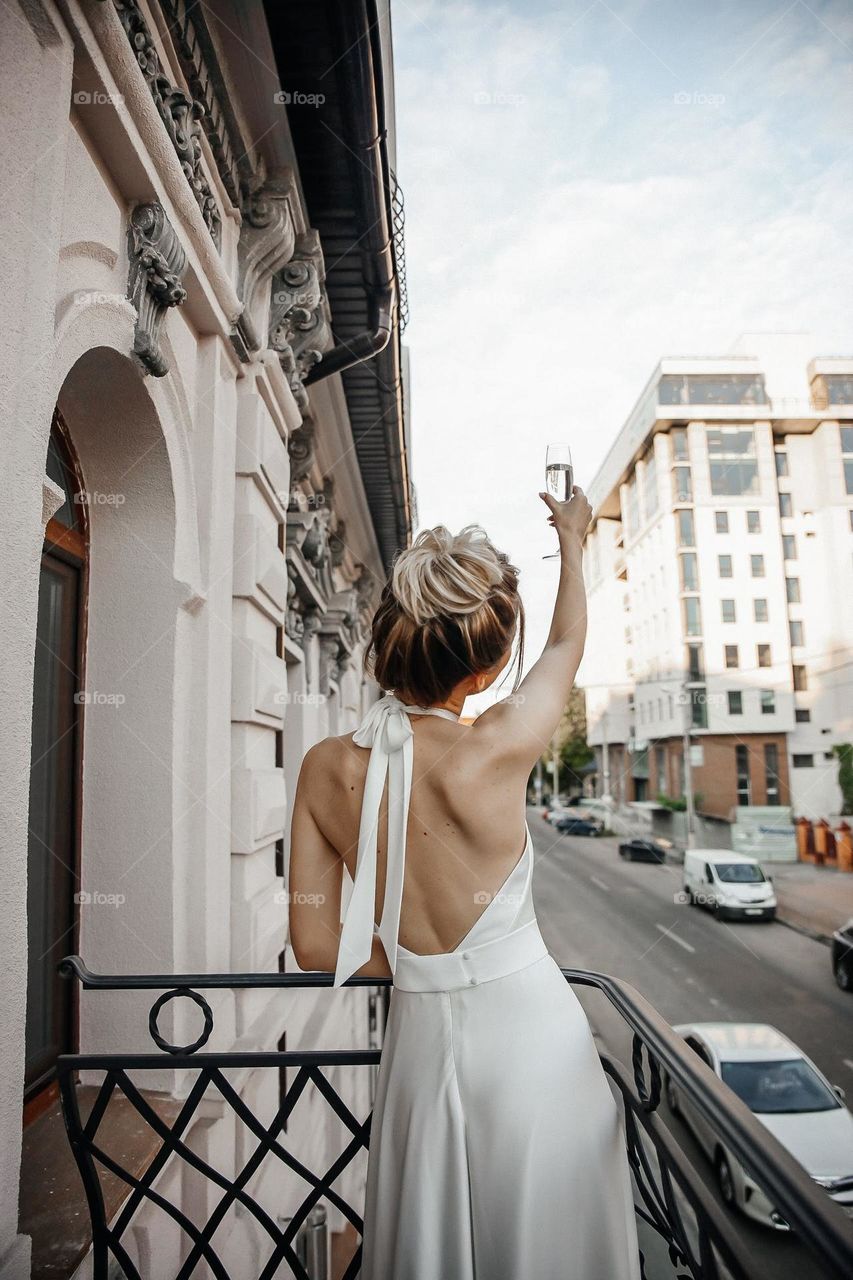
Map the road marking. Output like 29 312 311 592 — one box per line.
654 923 696 953
590 875 610 892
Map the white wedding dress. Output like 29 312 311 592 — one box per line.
333 695 641 1280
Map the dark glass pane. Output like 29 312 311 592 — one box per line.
26 556 78 1089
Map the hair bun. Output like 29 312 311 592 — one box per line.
391 525 504 626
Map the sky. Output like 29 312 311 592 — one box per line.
389 0 853 711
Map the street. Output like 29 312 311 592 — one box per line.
528 807 852 1280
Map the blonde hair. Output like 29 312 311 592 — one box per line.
367 525 524 705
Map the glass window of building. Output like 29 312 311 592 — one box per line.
679 552 698 591
691 688 708 729
746 510 761 533
792 754 814 768
683 597 702 636
841 426 853 495
789 619 804 647
750 554 765 577
725 644 739 668
774 451 789 477
672 466 692 502
659 374 767 406
782 533 797 560
728 691 742 714
707 426 759 496
671 427 689 461
760 689 775 715
715 510 729 533
754 598 768 622
812 376 853 407
757 643 772 668
736 744 751 805
687 643 704 681
785 577 800 604
779 492 793 518
764 744 781 804
849 510 853 532
795 707 810 723
793 664 807 691
721 599 736 623
677 508 695 546
718 554 733 577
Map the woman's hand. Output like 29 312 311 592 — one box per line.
539 485 592 546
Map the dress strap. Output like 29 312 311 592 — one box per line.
333 693 460 987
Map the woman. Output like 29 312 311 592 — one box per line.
289 487 640 1280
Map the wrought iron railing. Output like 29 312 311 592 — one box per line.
57 958 853 1280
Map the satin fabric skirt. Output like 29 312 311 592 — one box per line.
360 953 641 1280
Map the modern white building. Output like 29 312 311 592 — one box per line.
581 334 853 824
0 1 409 1275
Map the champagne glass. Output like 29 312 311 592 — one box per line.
543 442 574 559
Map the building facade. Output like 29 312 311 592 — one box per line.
0 1 409 1275
581 335 853 825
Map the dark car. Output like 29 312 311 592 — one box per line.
555 815 602 837
832 919 853 992
619 838 670 864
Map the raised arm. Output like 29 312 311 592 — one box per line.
479 487 591 767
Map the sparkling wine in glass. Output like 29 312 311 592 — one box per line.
543 443 574 558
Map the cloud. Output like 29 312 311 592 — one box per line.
393 0 853 710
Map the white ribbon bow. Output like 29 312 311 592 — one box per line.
333 695 417 986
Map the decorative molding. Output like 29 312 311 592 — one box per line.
109 0 222 246
269 232 331 412
158 0 247 205
287 418 316 485
233 170 298 359
127 202 188 377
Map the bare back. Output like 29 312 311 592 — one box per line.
298 715 529 956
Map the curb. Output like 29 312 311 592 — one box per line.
775 913 833 947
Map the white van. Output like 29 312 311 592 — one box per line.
683 849 776 921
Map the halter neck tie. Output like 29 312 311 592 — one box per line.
333 694 459 986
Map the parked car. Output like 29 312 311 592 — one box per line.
683 849 776 921
555 815 603 837
832 919 853 992
665 1022 853 1229
619 837 670 864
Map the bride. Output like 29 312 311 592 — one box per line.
288 486 640 1279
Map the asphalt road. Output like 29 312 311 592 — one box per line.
527 806 852 1280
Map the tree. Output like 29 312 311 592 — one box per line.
835 744 853 816
535 688 593 798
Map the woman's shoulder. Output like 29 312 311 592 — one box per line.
298 732 366 787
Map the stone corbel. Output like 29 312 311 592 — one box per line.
269 231 331 412
233 169 298 359
287 417 316 487
127 202 188 377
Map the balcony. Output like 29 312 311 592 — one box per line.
55 957 853 1280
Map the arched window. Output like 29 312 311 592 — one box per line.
26 411 87 1098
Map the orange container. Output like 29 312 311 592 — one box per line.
836 823 852 873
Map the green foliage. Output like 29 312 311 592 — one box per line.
834 743 853 815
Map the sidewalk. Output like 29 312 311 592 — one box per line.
764 860 853 942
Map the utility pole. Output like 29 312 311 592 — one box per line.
551 742 560 804
681 679 696 849
601 710 611 800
